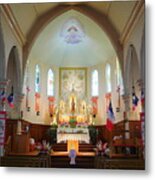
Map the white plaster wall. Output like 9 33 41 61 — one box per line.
87 57 124 126
21 59 59 125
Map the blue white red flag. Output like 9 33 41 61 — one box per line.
7 92 14 108
141 90 145 106
0 90 6 102
132 92 139 111
106 100 115 131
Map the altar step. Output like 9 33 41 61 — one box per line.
50 156 95 169
52 143 96 152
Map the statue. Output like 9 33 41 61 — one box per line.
71 96 75 113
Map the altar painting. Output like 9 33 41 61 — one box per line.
59 68 87 98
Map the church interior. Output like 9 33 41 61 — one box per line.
0 0 145 169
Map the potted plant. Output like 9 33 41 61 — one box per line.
46 124 58 144
88 125 97 145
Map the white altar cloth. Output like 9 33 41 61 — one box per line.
57 127 90 143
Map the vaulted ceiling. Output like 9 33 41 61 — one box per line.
10 1 136 37
7 1 138 67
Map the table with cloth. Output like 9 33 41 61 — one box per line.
57 127 90 152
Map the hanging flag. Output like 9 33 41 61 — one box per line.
106 100 115 131
0 90 6 103
132 86 139 111
141 90 145 107
7 93 14 108
132 93 139 111
91 97 98 116
105 93 111 113
7 87 14 108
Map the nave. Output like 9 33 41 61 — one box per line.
0 0 145 170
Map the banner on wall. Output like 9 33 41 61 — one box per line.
35 93 40 115
0 111 6 146
48 96 55 116
91 97 98 116
105 93 111 113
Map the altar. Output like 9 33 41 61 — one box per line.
57 127 90 152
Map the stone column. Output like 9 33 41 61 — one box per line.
122 93 130 139
14 93 25 119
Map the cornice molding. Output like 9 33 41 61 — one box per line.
120 0 145 44
1 4 26 46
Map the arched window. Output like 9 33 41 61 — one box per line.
35 64 40 93
91 70 99 96
105 63 112 93
116 58 124 94
47 69 54 96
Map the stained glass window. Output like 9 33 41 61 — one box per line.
35 64 40 93
105 63 112 93
92 70 99 96
47 69 54 96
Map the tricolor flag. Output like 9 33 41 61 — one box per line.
132 92 139 111
7 93 14 108
106 100 115 131
132 86 139 111
141 90 145 106
7 87 14 108
0 90 6 102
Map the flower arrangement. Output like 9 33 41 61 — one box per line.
36 140 52 154
59 122 69 128
69 119 77 128
76 122 88 128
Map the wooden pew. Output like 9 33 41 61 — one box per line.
110 138 143 158
0 155 51 168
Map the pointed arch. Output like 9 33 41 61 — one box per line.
105 63 112 93
35 64 41 93
91 69 99 97
6 46 22 94
47 69 54 96
116 57 124 95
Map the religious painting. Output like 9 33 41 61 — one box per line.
59 67 87 98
